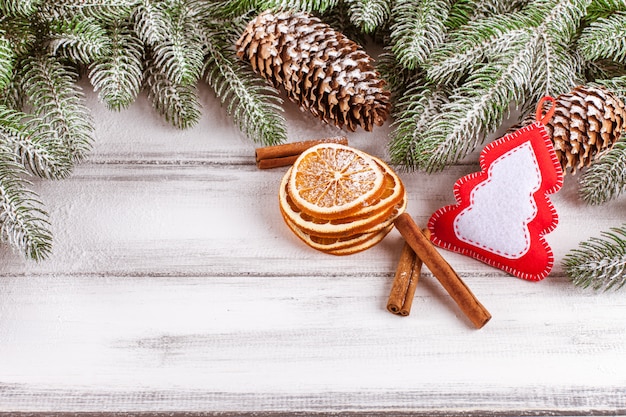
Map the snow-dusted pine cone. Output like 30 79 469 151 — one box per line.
548 85 626 173
512 85 626 174
236 10 391 132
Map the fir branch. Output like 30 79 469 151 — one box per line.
0 106 72 180
0 0 40 17
133 0 171 45
416 33 535 171
0 142 52 261
594 75 626 99
261 0 339 13
151 2 204 86
204 33 287 145
318 0 366 45
376 51 423 99
579 140 626 204
21 55 94 163
564 225 626 290
0 16 38 56
388 81 450 170
47 17 111 65
145 62 201 130
390 0 451 70
0 33 14 90
425 12 533 84
344 0 390 34
38 0 138 22
89 22 144 111
586 0 626 19
446 0 530 29
530 0 589 96
579 11 626 64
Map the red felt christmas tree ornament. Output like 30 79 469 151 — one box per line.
428 97 564 281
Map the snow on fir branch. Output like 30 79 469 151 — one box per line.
564 225 626 291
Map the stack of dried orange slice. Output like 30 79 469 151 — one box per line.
279 143 406 255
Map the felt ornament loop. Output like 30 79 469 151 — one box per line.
535 96 556 125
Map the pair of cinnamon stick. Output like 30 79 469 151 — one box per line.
390 213 492 329
255 137 348 169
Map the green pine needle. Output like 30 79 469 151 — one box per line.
579 11 626 64
345 0 390 34
391 0 451 70
133 0 171 45
47 17 112 65
0 34 14 90
579 140 626 205
89 22 144 111
21 55 95 163
0 0 40 17
151 6 204 86
564 225 626 291
0 106 73 180
261 0 338 13
388 81 450 170
204 35 287 146
145 63 202 130
417 33 535 171
0 143 52 261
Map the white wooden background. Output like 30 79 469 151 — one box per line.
0 81 625 415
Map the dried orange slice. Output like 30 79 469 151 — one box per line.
279 166 405 238
282 217 389 253
288 143 385 219
325 224 395 256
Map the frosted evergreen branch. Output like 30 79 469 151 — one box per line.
388 82 450 170
204 36 286 145
47 17 111 65
529 0 588 96
376 51 423 99
38 0 138 22
344 0 390 34
579 12 626 64
390 0 450 70
261 0 338 13
0 106 73 180
587 0 626 19
425 12 532 84
0 34 14 90
416 34 535 171
89 22 144 111
594 75 626 99
564 225 626 290
0 143 52 261
133 0 171 45
145 63 201 130
446 0 530 29
0 0 40 17
579 140 626 204
532 32 582 97
151 3 204 86
21 55 95 163
0 17 38 57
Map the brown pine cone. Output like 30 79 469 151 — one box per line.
236 10 391 132
510 85 626 174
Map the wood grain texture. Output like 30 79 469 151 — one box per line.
0 84 625 414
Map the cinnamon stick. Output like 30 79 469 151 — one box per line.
393 213 491 329
255 137 348 169
387 238 425 316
